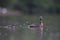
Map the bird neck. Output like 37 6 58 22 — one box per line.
39 18 43 27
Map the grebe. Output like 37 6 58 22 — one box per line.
28 16 43 31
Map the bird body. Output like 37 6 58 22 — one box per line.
29 16 43 28
29 23 40 28
28 16 43 33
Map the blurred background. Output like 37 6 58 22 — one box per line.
0 0 60 40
